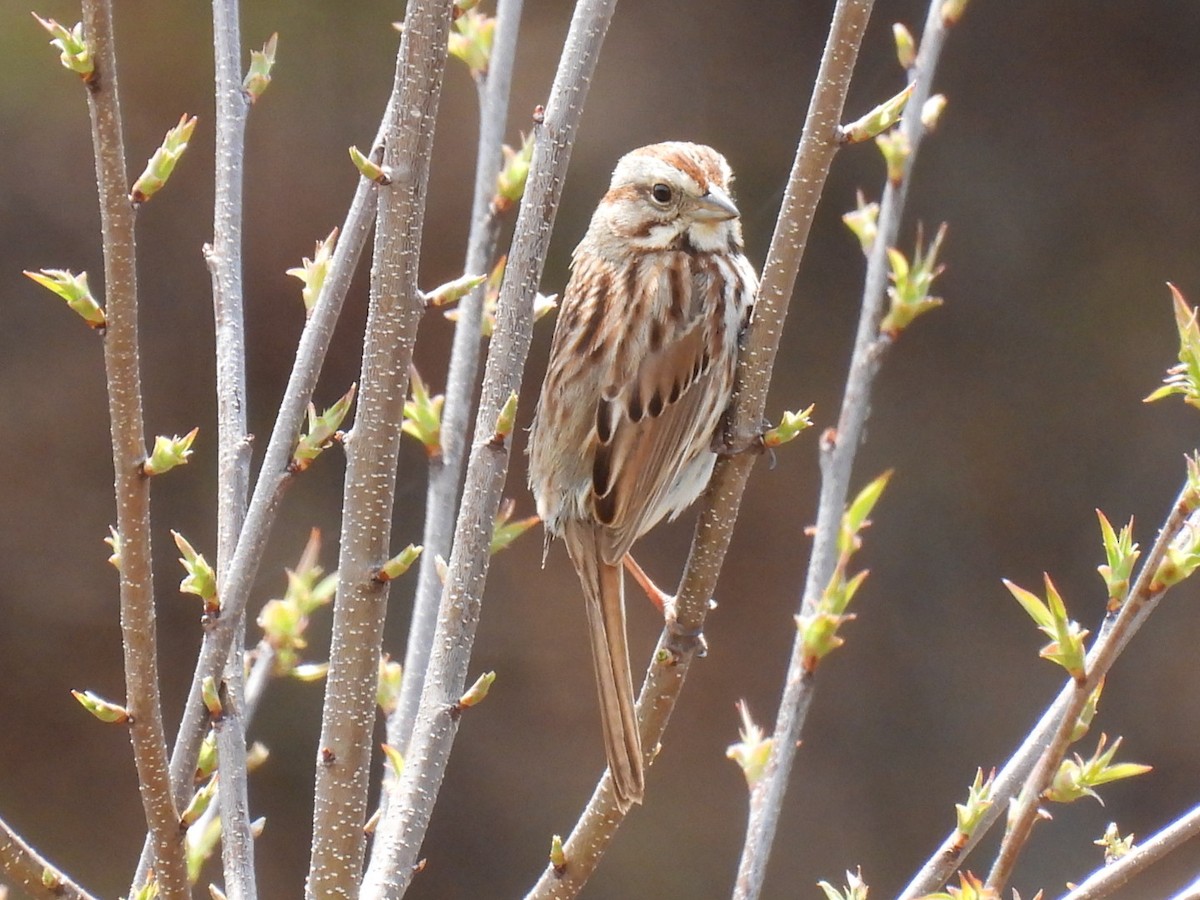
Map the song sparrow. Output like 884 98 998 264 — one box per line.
528 142 757 810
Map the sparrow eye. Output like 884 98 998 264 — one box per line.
650 183 673 204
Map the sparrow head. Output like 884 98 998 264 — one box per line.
590 141 744 254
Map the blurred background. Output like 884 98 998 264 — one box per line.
3 1 1200 897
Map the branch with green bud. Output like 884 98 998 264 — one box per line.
493 132 534 213
381 743 406 782
1043 734 1150 805
490 391 519 447
375 543 423 583
1149 517 1200 592
1093 822 1135 863
843 191 880 256
921 94 948 132
1004 575 1089 681
201 676 223 719
172 531 219 616
881 223 947 338
196 730 218 781
490 498 539 555
142 428 199 476
290 384 356 472
726 700 773 789
892 22 917 69
448 7 494 80
422 272 487 309
71 688 131 724
1145 284 1200 411
841 83 915 144
286 228 339 316
105 525 122 570
549 834 567 875
257 530 337 677
761 406 815 449
1096 511 1138 611
130 114 198 204
876 127 911 186
348 145 392 185
453 670 496 713
242 32 278 103
377 655 403 716
818 868 869 900
797 471 891 670
31 13 93 82
953 769 996 848
24 268 106 330
443 255 557 336
180 775 219 828
401 368 444 458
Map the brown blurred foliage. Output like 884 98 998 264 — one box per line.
4 1 1200 897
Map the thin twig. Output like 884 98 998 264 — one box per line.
389 0 524 757
523 3 873 897
135 77 394 892
1060 802 1200 900
306 1 454 894
732 2 953 896
79 1 189 895
360 1 616 894
985 495 1196 895
212 691 256 900
0 812 99 900
897 604 1164 897
208 0 256 896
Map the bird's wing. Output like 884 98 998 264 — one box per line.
590 267 724 565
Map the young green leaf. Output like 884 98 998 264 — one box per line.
286 228 339 315
31 13 93 81
1145 284 1200 409
401 368 444 458
143 428 199 476
881 223 947 338
130 114 198 204
291 384 357 472
842 83 915 144
24 268 106 329
726 700 773 789
242 32 278 102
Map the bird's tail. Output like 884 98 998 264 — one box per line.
564 521 645 811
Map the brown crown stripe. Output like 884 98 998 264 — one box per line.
634 144 722 192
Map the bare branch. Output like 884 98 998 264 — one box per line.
360 1 617 894
389 0 524 759
732 2 956 896
522 2 874 897
1062 802 1200 900
0 812 98 900
79 1 189 894
207 0 256 895
306 0 455 893
212 685 256 900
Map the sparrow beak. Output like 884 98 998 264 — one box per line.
691 186 740 221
